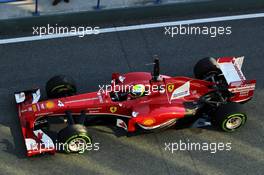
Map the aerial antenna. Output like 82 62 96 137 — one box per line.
152 55 160 81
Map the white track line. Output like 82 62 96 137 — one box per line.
1 12 264 45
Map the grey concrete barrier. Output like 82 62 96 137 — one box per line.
0 0 263 36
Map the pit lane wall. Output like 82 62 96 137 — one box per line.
1 0 264 35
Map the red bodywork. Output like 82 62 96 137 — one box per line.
15 57 256 156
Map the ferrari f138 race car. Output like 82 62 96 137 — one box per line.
15 56 256 156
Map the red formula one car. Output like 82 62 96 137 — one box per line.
15 57 256 156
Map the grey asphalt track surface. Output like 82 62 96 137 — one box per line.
0 14 264 175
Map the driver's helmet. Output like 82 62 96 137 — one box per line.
131 84 145 97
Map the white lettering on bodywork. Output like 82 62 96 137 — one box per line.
229 83 255 93
234 56 244 69
171 81 190 100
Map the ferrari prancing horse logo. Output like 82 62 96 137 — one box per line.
167 84 175 93
110 106 117 113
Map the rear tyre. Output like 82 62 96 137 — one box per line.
46 75 77 98
194 57 221 79
211 102 247 132
57 124 91 154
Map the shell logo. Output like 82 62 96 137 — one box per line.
32 104 37 112
142 118 156 126
45 101 55 109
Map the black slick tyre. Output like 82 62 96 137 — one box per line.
194 57 221 79
211 102 247 132
57 124 91 154
46 75 77 98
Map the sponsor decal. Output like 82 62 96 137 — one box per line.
40 103 45 109
87 107 102 110
32 104 37 112
45 101 55 109
110 106 117 113
234 56 244 69
65 97 99 104
36 104 41 111
89 110 100 113
167 84 175 93
171 81 190 100
142 118 156 126
229 83 255 93
21 109 28 113
233 63 245 80
86 107 102 113
58 100 64 107
132 111 139 118
116 119 127 130
239 91 249 96
28 107 33 112
36 112 53 116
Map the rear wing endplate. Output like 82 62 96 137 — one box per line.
217 56 256 102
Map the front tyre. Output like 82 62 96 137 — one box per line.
212 102 247 132
58 124 91 154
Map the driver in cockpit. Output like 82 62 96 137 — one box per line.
130 84 145 98
110 84 145 102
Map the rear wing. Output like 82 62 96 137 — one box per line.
14 89 55 156
217 56 256 103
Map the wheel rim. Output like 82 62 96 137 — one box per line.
226 116 242 129
68 137 86 152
